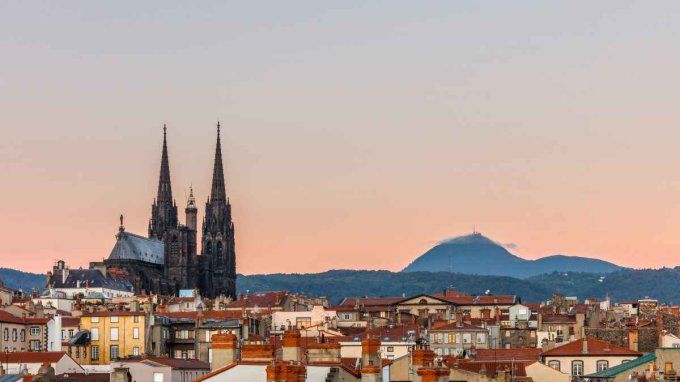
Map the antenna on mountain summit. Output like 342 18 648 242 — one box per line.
473 225 477 234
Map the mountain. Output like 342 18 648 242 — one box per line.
237 267 680 305
0 268 45 292
401 233 622 277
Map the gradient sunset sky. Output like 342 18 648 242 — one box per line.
2 2 680 274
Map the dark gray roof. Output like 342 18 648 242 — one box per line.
68 330 90 346
51 269 133 292
108 231 164 265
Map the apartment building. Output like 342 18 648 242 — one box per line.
80 311 146 364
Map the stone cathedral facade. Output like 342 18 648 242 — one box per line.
103 124 236 298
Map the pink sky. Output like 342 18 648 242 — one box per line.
3 2 680 274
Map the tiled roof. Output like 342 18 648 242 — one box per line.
129 356 210 370
0 351 67 363
156 310 244 321
473 348 542 362
541 338 641 357
432 292 517 305
343 323 419 342
0 311 25 324
451 360 528 378
541 314 576 323
227 291 289 308
335 297 404 307
62 316 81 327
431 322 487 332
82 310 145 317
108 231 164 265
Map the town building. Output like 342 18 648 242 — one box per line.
541 337 641 378
79 310 147 364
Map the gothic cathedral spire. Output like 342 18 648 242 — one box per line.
149 124 178 240
210 122 227 202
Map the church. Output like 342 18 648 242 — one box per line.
103 123 236 298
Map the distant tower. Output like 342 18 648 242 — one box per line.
186 186 197 231
149 125 178 240
201 122 237 298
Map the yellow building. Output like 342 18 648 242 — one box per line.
80 311 146 364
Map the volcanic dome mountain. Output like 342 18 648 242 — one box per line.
401 233 622 277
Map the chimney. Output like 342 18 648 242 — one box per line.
266 360 306 382
411 343 436 382
416 363 450 382
361 359 382 382
282 328 302 362
306 342 341 364
211 332 238 370
582 338 588 354
110 367 131 382
361 338 382 371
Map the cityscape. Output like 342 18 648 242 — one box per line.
3 2 680 382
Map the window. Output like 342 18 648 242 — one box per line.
91 328 99 341
68 329 74 337
296 317 312 329
91 317 99 323
133 328 139 339
75 347 80 358
476 333 486 344
91 346 99 360
133 347 139 356
666 362 675 374
61 330 66 340
208 349 213 363
597 360 609 372
30 327 41 336
572 360 584 376
548 360 560 370
110 328 119 341
20 330 25 342
153 372 164 382
110 345 119 360
12 329 17 341
386 346 394 352
448 333 456 343
30 340 41 351
133 316 140 323
463 333 471 344
110 316 119 323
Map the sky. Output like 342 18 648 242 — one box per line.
2 1 680 274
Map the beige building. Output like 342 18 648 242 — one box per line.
80 310 147 364
541 337 641 378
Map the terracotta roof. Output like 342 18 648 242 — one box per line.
227 291 288 308
451 359 528 378
168 297 195 304
335 297 403 308
82 310 145 317
130 356 210 370
541 314 576 323
156 310 244 321
342 323 419 342
0 351 67 363
0 311 25 324
431 322 487 332
62 316 81 327
473 348 542 362
25 317 51 324
541 338 641 357
432 292 517 305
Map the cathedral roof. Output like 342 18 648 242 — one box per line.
108 231 165 265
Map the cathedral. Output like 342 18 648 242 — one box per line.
104 123 236 298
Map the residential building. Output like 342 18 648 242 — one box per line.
271 305 337 335
541 337 641 378
0 351 85 375
79 310 146 364
429 321 489 356
45 260 134 299
111 357 210 382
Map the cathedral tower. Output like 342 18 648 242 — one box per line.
201 122 237 298
149 125 178 240
185 186 197 231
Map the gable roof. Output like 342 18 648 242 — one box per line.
474 348 542 362
50 269 133 292
108 231 164 265
541 338 641 357
0 351 68 363
432 292 517 305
